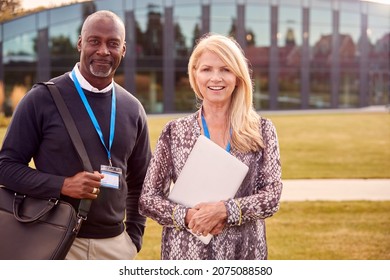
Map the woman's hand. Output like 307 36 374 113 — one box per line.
185 208 198 227
187 201 227 236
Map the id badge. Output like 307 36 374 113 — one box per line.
100 165 122 189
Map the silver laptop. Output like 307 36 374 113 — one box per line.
168 135 249 244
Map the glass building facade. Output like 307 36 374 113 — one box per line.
0 0 389 114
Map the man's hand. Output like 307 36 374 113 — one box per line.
61 171 104 199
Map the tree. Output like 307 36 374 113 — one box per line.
174 22 188 57
143 4 163 56
285 27 296 47
192 23 201 48
228 18 237 39
0 0 21 22
246 30 256 46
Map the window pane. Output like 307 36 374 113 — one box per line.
3 15 36 41
278 4 301 109
245 3 270 110
210 3 236 35
49 21 81 76
309 7 332 108
174 4 201 112
135 2 164 113
174 4 201 53
367 3 390 106
339 10 360 108
246 4 270 47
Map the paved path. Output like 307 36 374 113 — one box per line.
280 179 390 201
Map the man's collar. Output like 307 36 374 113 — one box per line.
69 63 113 93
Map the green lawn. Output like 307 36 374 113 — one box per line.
266 201 390 260
137 201 390 260
1 111 389 260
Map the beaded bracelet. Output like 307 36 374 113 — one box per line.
171 205 180 231
234 199 242 226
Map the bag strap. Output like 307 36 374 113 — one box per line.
45 82 93 173
13 192 58 223
43 82 92 230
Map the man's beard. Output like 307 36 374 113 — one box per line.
89 64 113 78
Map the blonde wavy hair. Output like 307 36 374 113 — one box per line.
188 33 264 152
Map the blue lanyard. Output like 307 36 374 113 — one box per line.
201 114 231 152
71 70 116 165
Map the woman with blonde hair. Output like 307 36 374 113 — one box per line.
140 33 283 260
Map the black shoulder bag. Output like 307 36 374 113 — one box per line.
0 82 92 260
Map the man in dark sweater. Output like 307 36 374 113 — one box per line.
0 10 151 259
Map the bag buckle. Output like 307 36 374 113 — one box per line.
49 198 59 205
73 214 87 234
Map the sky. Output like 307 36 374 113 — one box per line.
363 0 390 3
20 0 85 10
20 0 390 10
